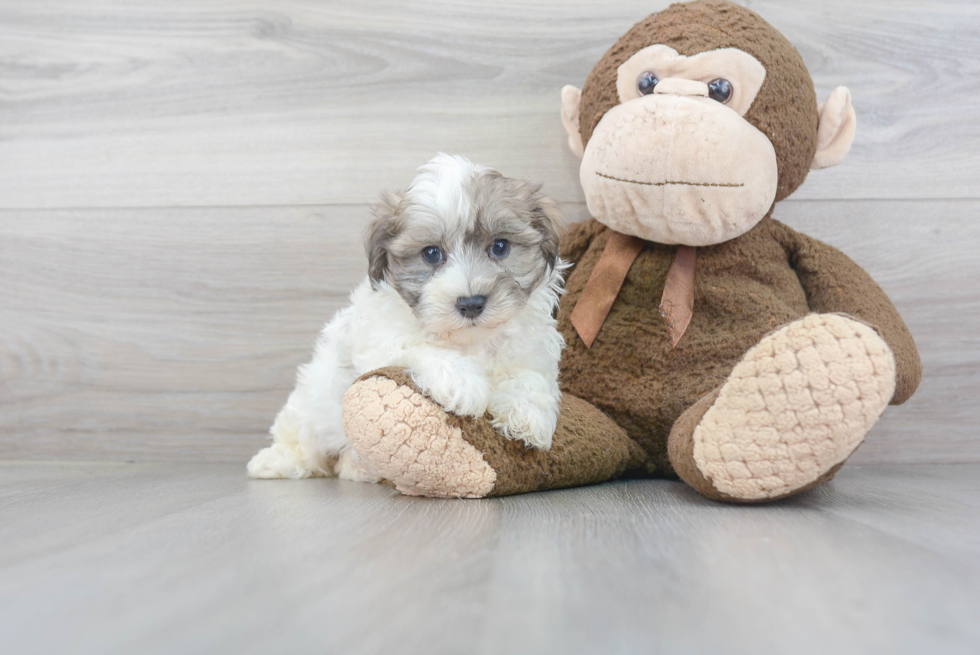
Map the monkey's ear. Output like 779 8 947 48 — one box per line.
811 87 857 170
365 191 402 286
561 85 585 159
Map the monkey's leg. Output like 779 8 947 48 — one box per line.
668 314 896 503
342 367 646 498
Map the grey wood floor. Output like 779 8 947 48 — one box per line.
1 462 978 655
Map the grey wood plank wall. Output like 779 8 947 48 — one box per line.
1 0 978 463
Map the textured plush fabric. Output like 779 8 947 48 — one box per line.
557 217 921 478
578 0 818 202
578 89 779 245
343 371 496 498
453 391 647 496
690 314 894 500
345 367 646 497
788 226 922 404
615 45 767 117
667 388 847 504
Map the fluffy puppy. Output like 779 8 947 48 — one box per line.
248 153 566 481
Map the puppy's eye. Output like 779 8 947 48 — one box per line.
421 246 444 265
489 239 510 259
637 71 659 96
707 78 733 104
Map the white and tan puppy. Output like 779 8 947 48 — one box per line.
248 154 566 481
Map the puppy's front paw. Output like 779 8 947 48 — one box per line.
489 394 559 450
409 359 490 418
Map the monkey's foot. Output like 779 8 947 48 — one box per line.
342 370 496 498
342 367 645 498
668 314 896 502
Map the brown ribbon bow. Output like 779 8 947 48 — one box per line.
570 231 696 349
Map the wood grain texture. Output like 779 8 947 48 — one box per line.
1 462 978 654
0 0 978 209
0 206 367 460
1 200 977 464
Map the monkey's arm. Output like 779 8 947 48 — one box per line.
560 218 607 277
782 224 921 405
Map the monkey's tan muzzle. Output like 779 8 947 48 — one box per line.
579 93 778 247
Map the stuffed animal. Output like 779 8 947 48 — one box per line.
341 0 921 502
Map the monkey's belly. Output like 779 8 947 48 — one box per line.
557 242 811 476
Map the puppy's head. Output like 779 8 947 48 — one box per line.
365 153 563 334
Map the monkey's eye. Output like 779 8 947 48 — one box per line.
489 239 510 259
707 78 733 104
637 71 659 96
421 246 444 265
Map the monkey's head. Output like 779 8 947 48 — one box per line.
561 0 856 246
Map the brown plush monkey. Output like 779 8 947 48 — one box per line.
341 0 921 502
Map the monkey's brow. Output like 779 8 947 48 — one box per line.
596 172 744 188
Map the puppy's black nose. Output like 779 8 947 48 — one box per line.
456 295 487 318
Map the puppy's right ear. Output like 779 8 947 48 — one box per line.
365 191 402 286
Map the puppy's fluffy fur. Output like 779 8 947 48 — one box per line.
248 154 566 481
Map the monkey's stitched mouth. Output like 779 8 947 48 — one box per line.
596 172 743 188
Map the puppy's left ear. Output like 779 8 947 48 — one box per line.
365 191 402 286
532 194 564 269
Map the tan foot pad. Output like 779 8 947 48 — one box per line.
692 314 896 501
342 376 496 498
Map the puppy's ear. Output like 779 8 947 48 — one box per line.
365 191 402 286
531 194 564 269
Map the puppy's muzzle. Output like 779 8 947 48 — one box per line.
455 295 487 319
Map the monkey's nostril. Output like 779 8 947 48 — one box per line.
455 295 487 318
